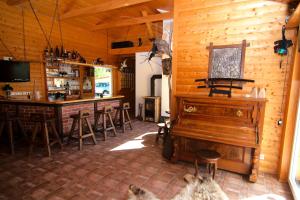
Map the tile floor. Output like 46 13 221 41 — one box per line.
0 121 294 200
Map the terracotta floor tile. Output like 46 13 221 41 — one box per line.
0 121 295 200
30 188 50 200
84 189 104 200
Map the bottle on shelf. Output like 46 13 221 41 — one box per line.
65 81 71 95
50 47 54 58
55 46 60 58
63 49 68 59
60 46 64 58
44 47 49 58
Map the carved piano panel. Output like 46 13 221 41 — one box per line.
171 95 266 182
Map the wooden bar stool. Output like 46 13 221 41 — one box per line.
29 112 62 157
68 110 97 150
0 112 25 155
114 102 133 133
94 106 117 140
196 149 221 179
156 117 170 144
156 123 168 144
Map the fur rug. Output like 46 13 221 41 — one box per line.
128 167 229 200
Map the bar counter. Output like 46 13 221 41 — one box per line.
0 96 124 138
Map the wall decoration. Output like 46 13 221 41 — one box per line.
208 40 248 79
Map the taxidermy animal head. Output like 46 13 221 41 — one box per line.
148 38 172 62
146 38 172 75
127 161 229 200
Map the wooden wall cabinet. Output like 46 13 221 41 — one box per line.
44 60 95 100
171 95 266 182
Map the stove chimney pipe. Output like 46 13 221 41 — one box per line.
150 74 162 97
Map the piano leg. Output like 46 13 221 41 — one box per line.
171 136 179 162
249 147 260 182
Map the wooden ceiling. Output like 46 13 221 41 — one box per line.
4 0 173 31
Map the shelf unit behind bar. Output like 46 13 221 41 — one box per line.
45 59 112 100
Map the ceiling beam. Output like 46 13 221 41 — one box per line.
93 12 173 30
141 10 154 39
6 0 27 6
61 0 153 20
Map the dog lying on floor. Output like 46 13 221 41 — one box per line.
127 161 229 200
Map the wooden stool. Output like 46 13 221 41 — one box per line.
156 123 167 143
156 118 170 144
29 112 62 157
196 149 221 179
68 110 97 150
114 102 133 133
94 106 117 140
0 112 25 155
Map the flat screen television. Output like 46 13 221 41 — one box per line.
0 60 30 82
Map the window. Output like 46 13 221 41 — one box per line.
95 67 112 97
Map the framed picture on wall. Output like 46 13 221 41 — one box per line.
208 40 248 79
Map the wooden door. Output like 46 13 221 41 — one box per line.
118 56 135 117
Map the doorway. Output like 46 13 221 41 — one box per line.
289 92 300 200
118 56 135 117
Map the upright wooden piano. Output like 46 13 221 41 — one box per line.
171 94 266 182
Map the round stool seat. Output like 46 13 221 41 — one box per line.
95 110 104 116
157 123 165 127
114 106 122 110
197 149 221 161
196 149 221 179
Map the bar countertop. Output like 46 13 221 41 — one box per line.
0 95 124 106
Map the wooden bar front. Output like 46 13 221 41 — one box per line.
171 95 266 182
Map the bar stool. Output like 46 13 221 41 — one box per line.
156 116 170 144
94 106 117 140
114 102 133 133
0 111 25 155
196 149 221 179
68 110 97 150
156 123 167 144
29 112 62 157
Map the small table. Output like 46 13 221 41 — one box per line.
196 149 221 179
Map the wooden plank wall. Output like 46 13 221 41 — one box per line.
0 2 110 98
172 0 297 174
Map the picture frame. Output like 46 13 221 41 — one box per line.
207 40 248 79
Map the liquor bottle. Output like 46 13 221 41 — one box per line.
55 46 60 59
60 46 64 58
68 51 72 59
44 47 49 58
50 47 54 58
63 49 68 59
72 50 76 60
